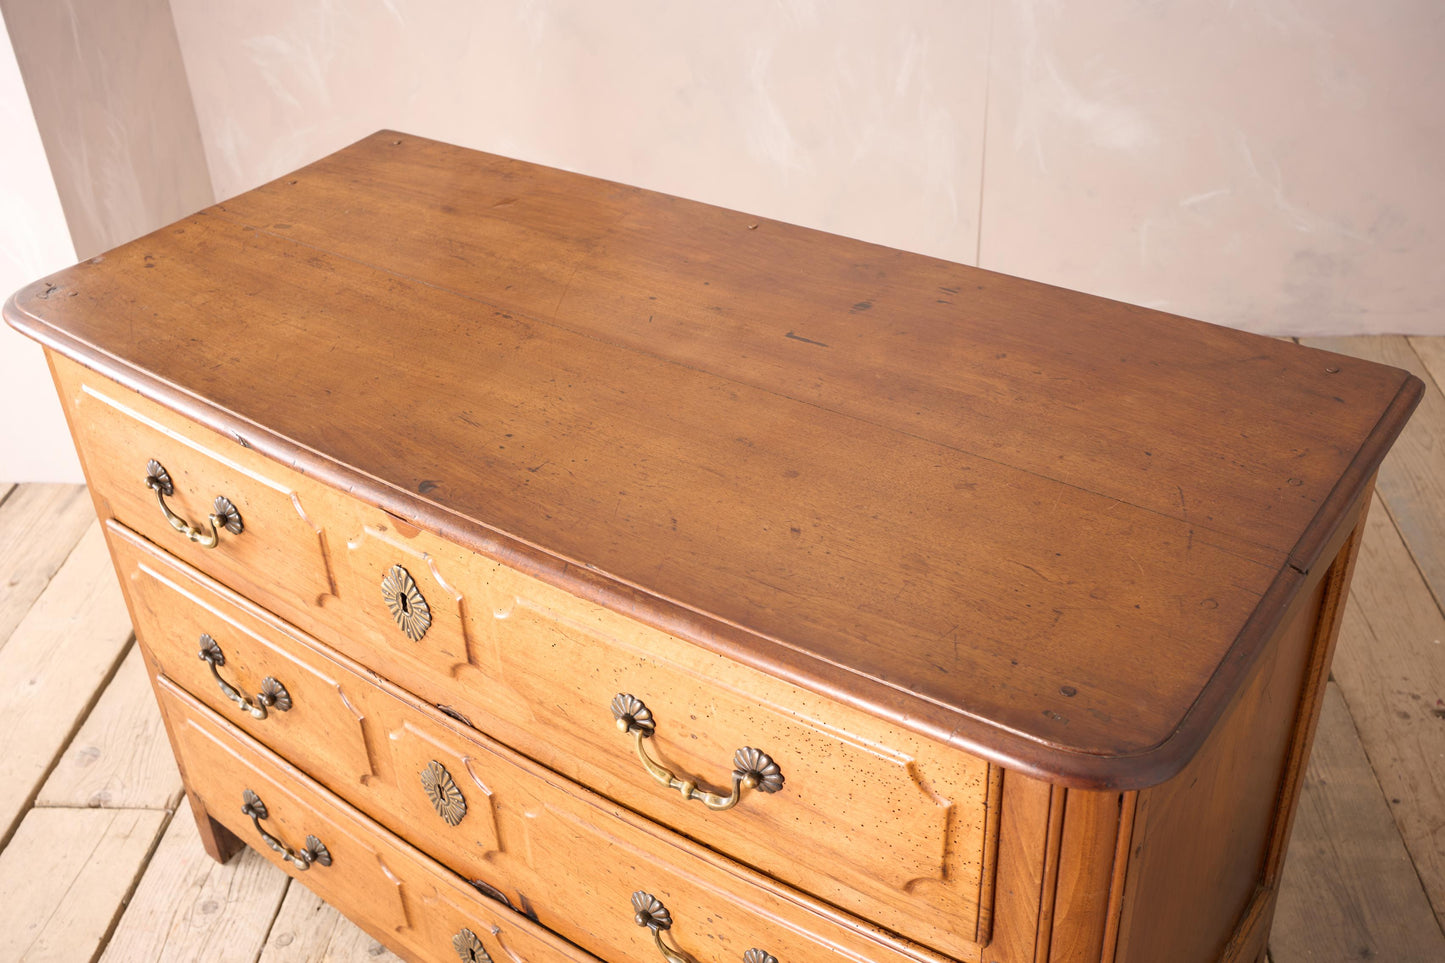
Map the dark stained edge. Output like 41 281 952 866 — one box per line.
5 276 1422 793
1284 367 1425 576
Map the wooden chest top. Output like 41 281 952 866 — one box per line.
6 130 1420 788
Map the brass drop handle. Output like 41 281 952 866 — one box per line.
145 459 243 549
241 789 331 871
199 635 292 720
610 694 783 811
632 892 777 963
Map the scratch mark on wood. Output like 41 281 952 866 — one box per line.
551 264 579 321
785 331 830 348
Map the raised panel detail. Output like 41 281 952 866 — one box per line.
112 526 375 787
488 584 995 950
341 524 480 674
159 680 600 963
159 676 954 963
388 720 503 856
56 361 337 612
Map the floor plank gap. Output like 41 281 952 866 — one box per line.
1270 684 1445 961
82 805 182 963
0 805 171 962
0 483 96 652
0 521 137 852
101 797 291 962
37 640 185 812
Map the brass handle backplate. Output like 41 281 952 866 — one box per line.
145 459 243 549
453 927 493 962
632 892 777 963
199 635 291 719
241 789 330 871
611 694 783 811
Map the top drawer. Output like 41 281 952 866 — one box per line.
55 357 336 616
56 353 1000 960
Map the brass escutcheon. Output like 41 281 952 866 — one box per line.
381 563 431 641
421 760 467 826
452 927 493 962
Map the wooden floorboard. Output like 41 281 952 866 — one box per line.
1301 336 1445 615
36 642 184 812
258 883 401 963
1326 492 1445 931
0 806 169 963
0 483 93 650
99 798 290 963
0 522 134 849
2 332 1445 962
1271 683 1445 961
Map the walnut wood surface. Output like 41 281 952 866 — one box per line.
7 131 1420 788
1114 509 1365 963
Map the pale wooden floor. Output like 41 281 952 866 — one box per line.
1 335 1442 962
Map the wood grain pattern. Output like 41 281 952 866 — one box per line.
1270 683 1445 962
1114 516 1363 963
0 523 133 846
47 315 1286 790
1327 493 1445 931
60 371 338 613
157 684 609 963
1048 789 1124 963
258 883 401 963
0 806 167 962
9 129 1421 786
35 643 184 811
123 526 984 962
1302 336 1445 614
201 133 1405 563
0 482 94 649
99 798 290 963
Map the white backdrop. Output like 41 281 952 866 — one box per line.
5 0 1445 482
0 6 81 483
168 0 1445 336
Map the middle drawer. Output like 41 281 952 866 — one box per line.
110 520 961 963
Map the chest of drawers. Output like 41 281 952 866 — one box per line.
6 131 1421 963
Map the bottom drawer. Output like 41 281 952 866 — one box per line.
156 675 601 963
157 673 949 963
